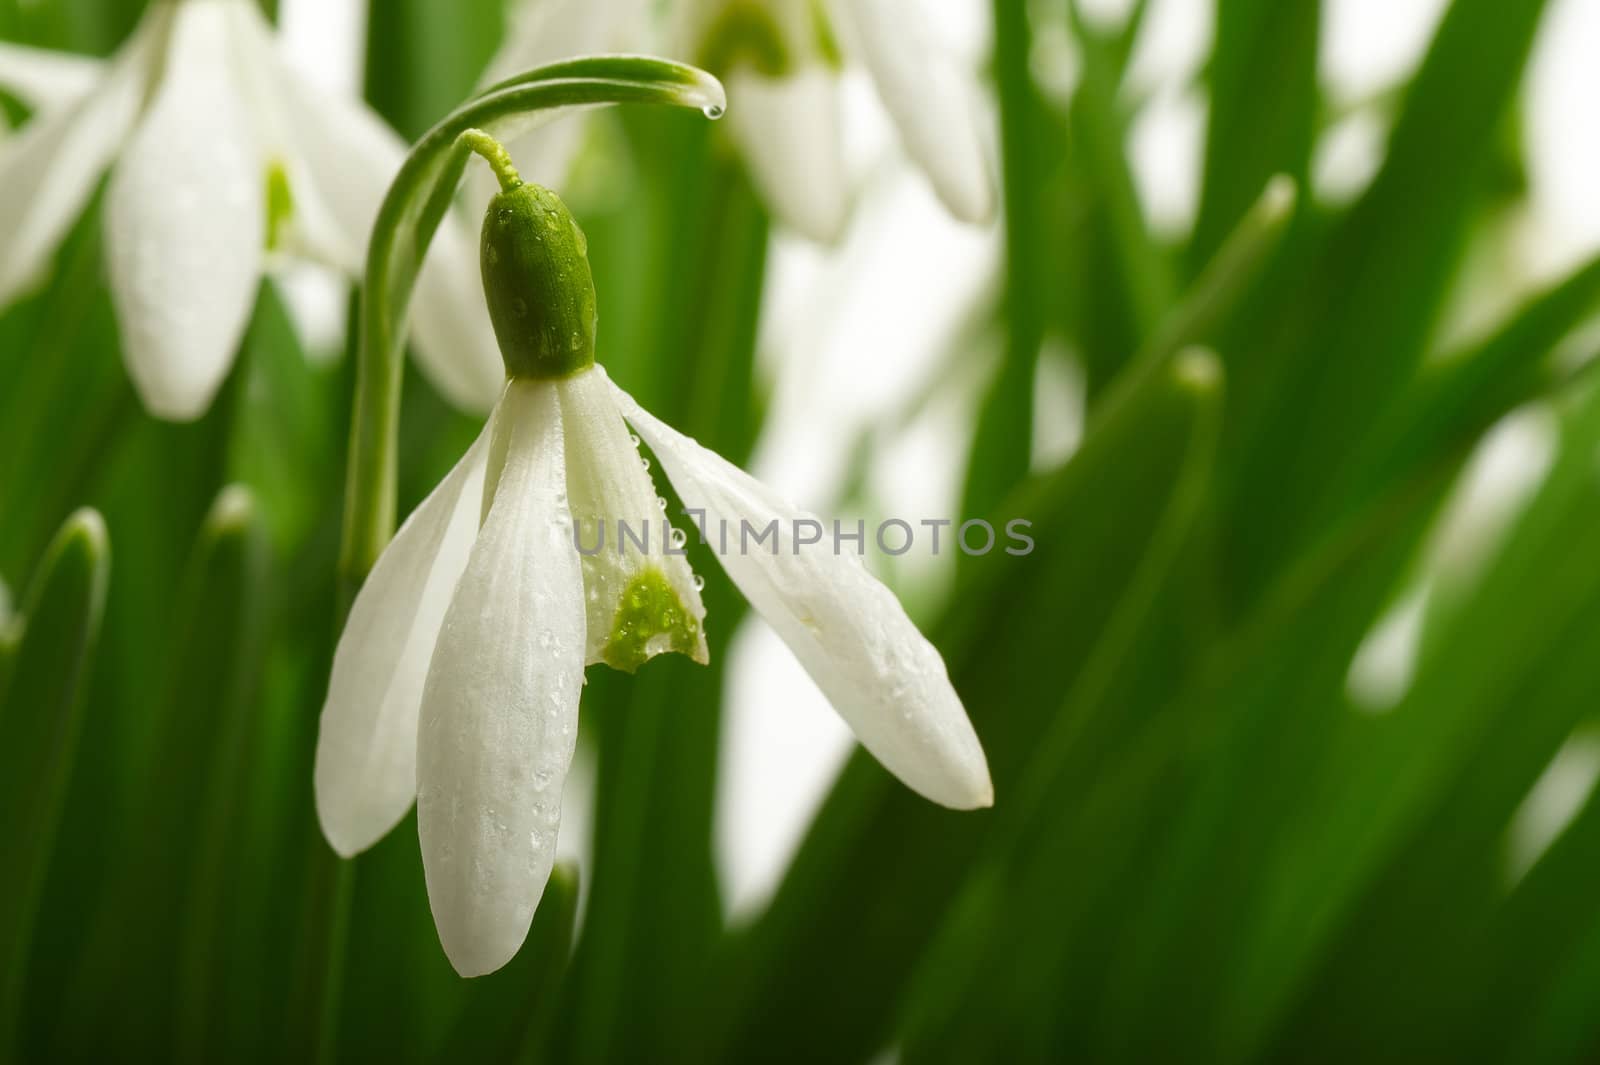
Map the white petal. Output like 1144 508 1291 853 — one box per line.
827 0 996 223
314 414 496 858
556 366 708 668
104 1 264 420
0 41 104 108
606 371 992 809
0 18 157 308
725 66 850 244
418 378 586 978
230 0 505 411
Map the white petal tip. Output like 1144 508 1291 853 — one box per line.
441 937 521 979
312 788 379 860
312 755 409 860
924 763 994 811
133 378 225 423
1261 173 1299 221
938 170 998 228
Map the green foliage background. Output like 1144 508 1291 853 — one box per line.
3 0 1600 1061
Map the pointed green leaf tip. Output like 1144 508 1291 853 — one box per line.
481 180 598 380
603 568 703 674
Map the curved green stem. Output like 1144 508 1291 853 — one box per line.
337 56 726 611
460 129 523 193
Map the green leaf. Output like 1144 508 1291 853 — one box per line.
0 509 109 1054
1188 0 1319 273
40 487 268 1059
162 488 271 1062
961 0 1052 520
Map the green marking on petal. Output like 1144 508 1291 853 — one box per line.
602 567 703 674
264 160 294 253
699 3 792 79
811 0 844 70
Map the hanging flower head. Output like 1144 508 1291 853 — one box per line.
314 134 992 977
485 0 996 242
0 0 503 419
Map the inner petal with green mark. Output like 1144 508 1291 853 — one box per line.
604 567 704 673
556 365 708 670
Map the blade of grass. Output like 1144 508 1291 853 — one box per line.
1188 0 1319 273
961 0 1050 519
0 510 109 1056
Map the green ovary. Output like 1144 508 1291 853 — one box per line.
602 568 703 674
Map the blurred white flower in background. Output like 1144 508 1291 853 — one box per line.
0 0 502 420
486 0 996 241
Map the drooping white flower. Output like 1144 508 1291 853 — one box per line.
484 0 996 242
0 0 503 420
314 173 991 977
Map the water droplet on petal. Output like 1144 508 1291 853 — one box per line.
692 574 705 592
640 456 651 471
670 528 687 549
629 434 641 448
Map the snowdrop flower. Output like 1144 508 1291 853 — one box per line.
314 143 991 977
0 0 502 420
485 0 996 242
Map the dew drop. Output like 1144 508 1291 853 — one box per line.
640 456 651 471
656 496 667 510
702 102 725 119
629 433 641 448
670 528 687 549
692 573 705 592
